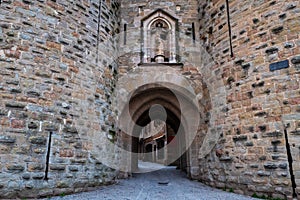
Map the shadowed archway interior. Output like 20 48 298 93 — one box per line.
125 85 199 173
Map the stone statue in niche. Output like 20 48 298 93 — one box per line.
150 21 170 62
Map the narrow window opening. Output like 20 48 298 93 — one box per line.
124 24 127 45
226 0 234 57
192 23 196 43
138 6 143 15
96 0 103 64
44 131 53 181
284 128 297 198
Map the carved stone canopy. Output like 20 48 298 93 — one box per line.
141 9 178 63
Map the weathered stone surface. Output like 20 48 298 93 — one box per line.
11 119 25 128
195 0 300 197
22 173 31 180
50 164 66 171
291 130 300 135
265 47 279 55
0 0 299 198
28 122 38 129
271 26 284 34
63 126 78 134
28 164 45 172
262 131 283 138
291 56 300 64
5 102 26 109
68 166 79 172
257 171 271 177
0 136 16 144
32 173 44 180
56 181 70 188
219 156 233 162
7 164 25 172
233 135 248 142
29 136 47 145
60 149 74 158
44 123 59 131
264 163 278 170
278 163 288 169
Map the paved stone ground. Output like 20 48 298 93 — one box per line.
46 162 256 200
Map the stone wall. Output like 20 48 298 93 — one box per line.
197 0 300 199
118 0 213 174
0 0 300 199
119 0 300 198
0 0 120 198
119 0 200 71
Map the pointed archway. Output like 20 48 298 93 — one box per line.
114 65 207 176
129 85 191 172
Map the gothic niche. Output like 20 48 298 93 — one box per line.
141 9 178 63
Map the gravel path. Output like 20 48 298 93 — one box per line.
46 162 256 200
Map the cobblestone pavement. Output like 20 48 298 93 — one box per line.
46 162 256 200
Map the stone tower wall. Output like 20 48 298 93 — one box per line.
0 0 120 198
197 0 300 198
119 0 200 72
0 0 300 199
120 0 300 198
119 0 210 176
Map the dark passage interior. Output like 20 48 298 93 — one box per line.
127 85 198 173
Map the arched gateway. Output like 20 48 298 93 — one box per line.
1 0 299 198
114 65 207 175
